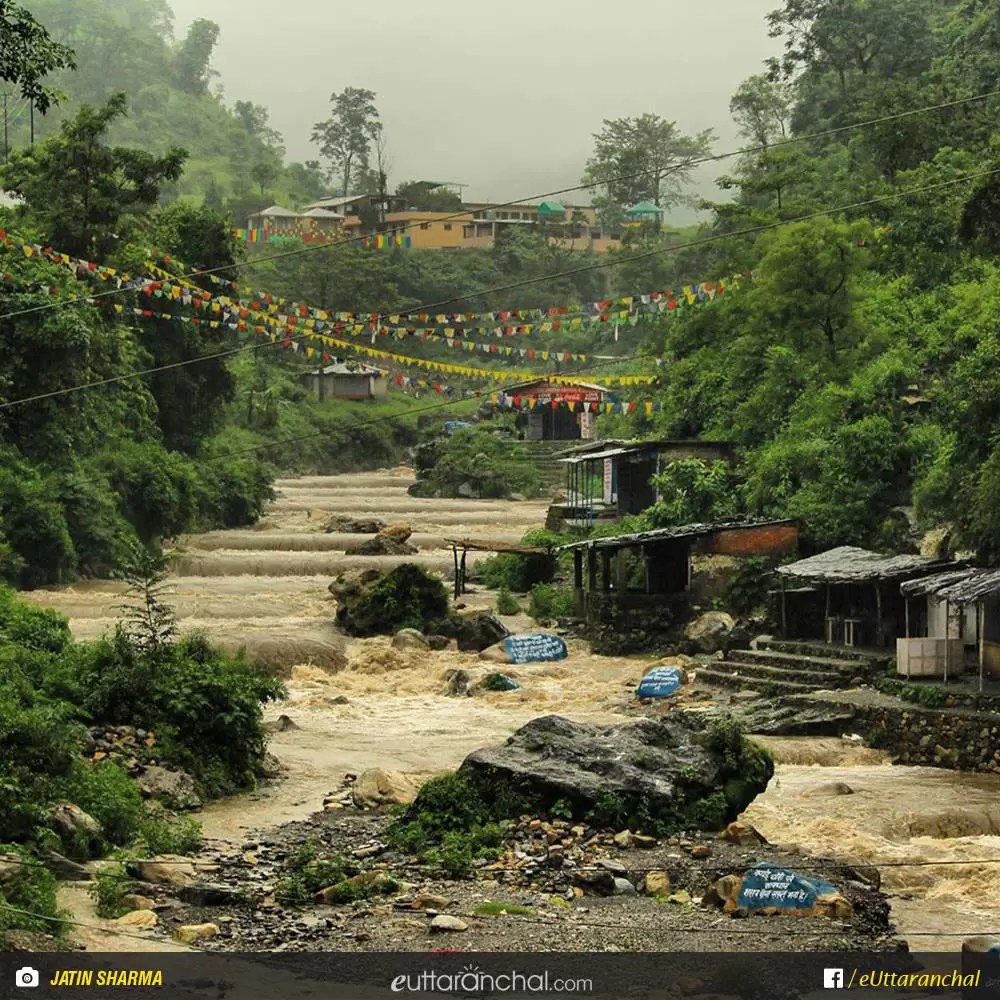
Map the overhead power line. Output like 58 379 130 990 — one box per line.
1 87 998 325
0 167 996 414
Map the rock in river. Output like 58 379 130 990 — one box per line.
453 714 773 832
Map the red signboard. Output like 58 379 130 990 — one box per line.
520 386 603 403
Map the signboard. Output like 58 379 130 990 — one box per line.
519 385 603 404
636 666 685 699
502 633 569 664
736 863 838 911
603 458 614 505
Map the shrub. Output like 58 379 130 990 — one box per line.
479 529 559 592
528 584 575 622
89 862 130 919
0 845 64 946
416 428 542 499
342 564 450 637
68 761 144 847
275 839 349 905
720 556 774 617
495 587 520 615
138 814 203 855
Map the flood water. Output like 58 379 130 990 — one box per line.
25 469 1000 951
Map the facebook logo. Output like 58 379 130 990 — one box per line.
823 969 845 989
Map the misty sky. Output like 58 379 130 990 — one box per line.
169 0 782 219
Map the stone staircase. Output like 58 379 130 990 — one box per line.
517 440 571 492
697 638 891 696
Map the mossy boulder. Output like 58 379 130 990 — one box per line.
455 713 773 834
335 563 449 637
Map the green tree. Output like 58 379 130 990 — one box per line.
0 0 75 113
581 114 714 230
396 180 463 212
730 74 791 147
233 99 284 154
172 17 220 95
0 92 186 259
311 86 382 196
250 154 281 197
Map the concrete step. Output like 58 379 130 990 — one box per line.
714 659 845 688
695 667 827 696
756 638 889 664
729 648 866 676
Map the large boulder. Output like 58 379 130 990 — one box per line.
456 714 773 832
136 765 201 811
324 516 385 534
440 612 510 652
345 522 418 557
392 628 429 651
48 803 103 858
334 564 449 637
352 769 421 809
684 611 737 653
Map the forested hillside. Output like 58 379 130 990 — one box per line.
602 0 1000 560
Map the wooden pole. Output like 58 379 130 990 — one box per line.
978 602 985 694
825 584 831 644
459 549 468 597
616 547 629 595
780 577 787 639
904 598 910 639
452 545 460 600
875 583 883 647
944 599 950 683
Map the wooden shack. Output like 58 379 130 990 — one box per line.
299 362 388 401
559 518 799 630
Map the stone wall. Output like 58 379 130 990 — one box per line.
852 704 1000 773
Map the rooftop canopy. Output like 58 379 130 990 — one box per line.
777 546 954 584
626 200 664 218
257 204 299 217
305 362 385 377
537 200 566 216
556 438 735 464
900 566 1000 604
557 517 797 553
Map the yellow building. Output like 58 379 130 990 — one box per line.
340 199 623 253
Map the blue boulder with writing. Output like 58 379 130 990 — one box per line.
637 667 685 699
737 862 838 911
502 633 568 664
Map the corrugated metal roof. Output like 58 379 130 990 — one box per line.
900 567 1000 603
300 207 345 219
559 445 648 464
303 362 385 376
257 204 299 217
556 438 734 461
778 546 953 584
557 518 796 552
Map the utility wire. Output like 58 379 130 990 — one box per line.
0 167 995 414
1 87 998 324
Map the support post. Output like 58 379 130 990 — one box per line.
780 577 787 640
601 550 611 592
459 549 467 597
824 584 831 644
573 549 583 590
587 546 597 592
452 545 460 600
944 599 950 683
875 583 883 647
979 602 985 695
904 598 910 639
616 547 629 595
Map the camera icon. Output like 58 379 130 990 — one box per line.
15 968 40 988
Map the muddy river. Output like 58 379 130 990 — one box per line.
24 469 1000 951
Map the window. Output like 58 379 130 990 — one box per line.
444 223 453 231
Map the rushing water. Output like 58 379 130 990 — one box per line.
25 468 1000 951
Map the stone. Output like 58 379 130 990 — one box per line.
345 522 417 557
426 634 450 651
574 871 616 896
429 915 468 932
391 628 429 651
328 567 384 604
804 781 855 797
613 831 633 848
116 910 158 928
136 765 201 810
315 872 398 904
351 769 421 809
327 695 351 705
455 714 772 833
719 822 768 846
256 752 284 780
597 859 627 874
644 871 671 896
130 855 198 887
441 612 511 653
121 894 156 912
546 845 565 868
324 516 385 535
613 877 637 895
446 669 470 696
689 844 712 859
632 834 658 849
412 894 450 911
736 699 857 737
684 612 737 653
178 884 244 907
173 923 219 944
963 936 1000 953
48 802 103 857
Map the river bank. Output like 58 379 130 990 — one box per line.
22 468 1000 953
